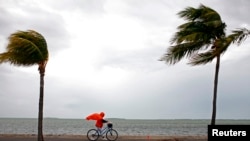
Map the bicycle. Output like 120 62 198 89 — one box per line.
87 122 118 141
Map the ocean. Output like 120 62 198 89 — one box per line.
0 118 250 136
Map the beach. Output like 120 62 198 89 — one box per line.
0 134 207 141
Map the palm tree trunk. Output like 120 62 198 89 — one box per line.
38 71 45 141
211 55 220 125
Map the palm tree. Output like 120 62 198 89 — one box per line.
0 30 49 141
160 4 249 125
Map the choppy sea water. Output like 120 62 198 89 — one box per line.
0 118 250 136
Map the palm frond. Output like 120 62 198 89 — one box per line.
204 20 223 28
0 52 10 64
0 30 48 66
162 4 227 67
172 19 225 45
178 4 221 22
172 30 213 45
160 41 204 65
173 22 207 43
190 36 234 66
178 6 201 21
189 50 216 66
199 5 221 22
177 4 225 36
227 28 250 45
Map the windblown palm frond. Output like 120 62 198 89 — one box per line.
189 51 215 65
228 28 250 45
172 22 212 44
160 41 205 64
161 4 225 65
190 37 234 66
0 30 48 66
178 4 222 23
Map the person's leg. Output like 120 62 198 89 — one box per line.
97 127 102 134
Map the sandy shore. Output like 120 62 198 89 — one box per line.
0 134 207 141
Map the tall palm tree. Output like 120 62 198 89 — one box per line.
0 30 49 141
189 28 249 125
160 4 249 125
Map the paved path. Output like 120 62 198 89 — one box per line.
0 136 147 141
0 135 207 141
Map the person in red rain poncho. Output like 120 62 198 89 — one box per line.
95 112 108 131
86 112 108 134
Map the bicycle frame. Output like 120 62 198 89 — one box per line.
99 126 111 135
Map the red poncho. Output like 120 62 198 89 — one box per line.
86 112 105 128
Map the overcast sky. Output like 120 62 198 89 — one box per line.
0 0 249 119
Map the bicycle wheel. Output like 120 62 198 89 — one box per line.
106 129 118 141
87 129 99 141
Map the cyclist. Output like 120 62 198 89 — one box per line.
95 112 108 140
86 112 118 141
